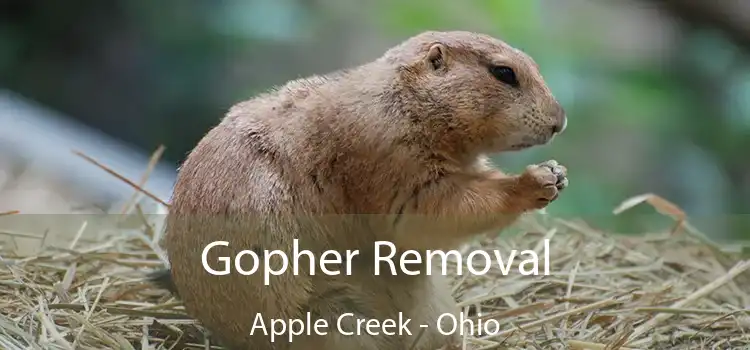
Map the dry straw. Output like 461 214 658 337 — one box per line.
1 148 749 349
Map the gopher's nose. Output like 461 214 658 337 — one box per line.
552 105 567 134
553 116 567 134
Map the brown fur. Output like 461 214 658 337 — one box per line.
155 31 568 350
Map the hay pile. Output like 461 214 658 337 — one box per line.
1 200 749 350
1 151 749 349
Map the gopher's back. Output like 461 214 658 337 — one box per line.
161 76 411 348
163 111 301 348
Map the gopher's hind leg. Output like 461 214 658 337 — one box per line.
391 274 462 350
289 312 401 350
288 280 404 350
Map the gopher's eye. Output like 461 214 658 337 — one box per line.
489 65 519 87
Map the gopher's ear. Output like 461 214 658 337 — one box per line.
424 43 448 71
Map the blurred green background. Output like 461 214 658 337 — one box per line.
0 0 748 240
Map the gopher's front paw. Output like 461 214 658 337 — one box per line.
517 159 568 210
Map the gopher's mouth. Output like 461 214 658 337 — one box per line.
508 143 534 150
507 133 556 151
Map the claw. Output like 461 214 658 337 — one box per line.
541 162 566 184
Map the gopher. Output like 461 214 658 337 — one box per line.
150 30 568 350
